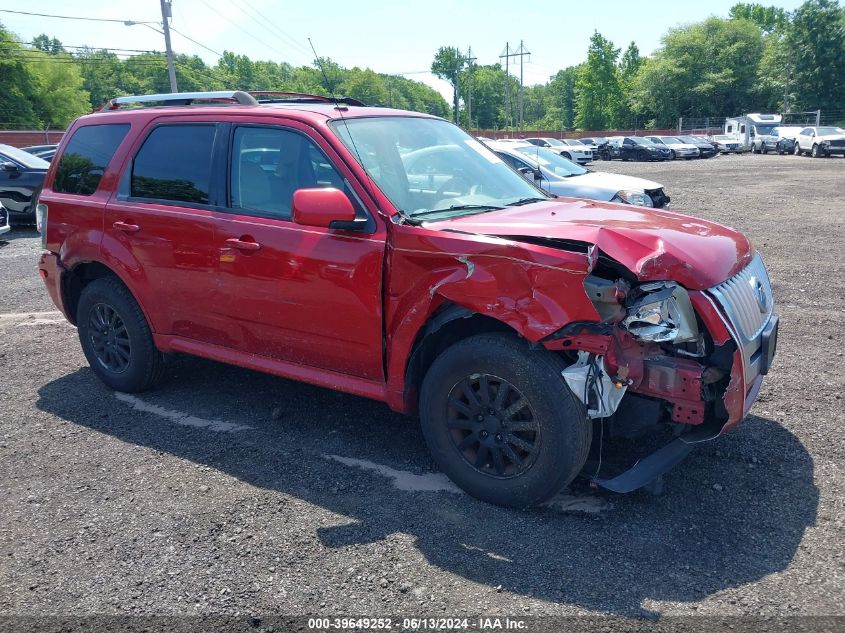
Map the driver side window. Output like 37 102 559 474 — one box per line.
229 126 343 220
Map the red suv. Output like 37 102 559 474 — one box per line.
38 91 778 507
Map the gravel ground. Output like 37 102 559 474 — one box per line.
0 153 843 621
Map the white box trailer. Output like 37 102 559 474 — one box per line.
724 113 782 149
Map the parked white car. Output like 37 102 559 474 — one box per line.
523 137 593 164
644 136 701 159
489 141 669 208
793 126 845 157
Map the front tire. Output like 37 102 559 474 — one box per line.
561 152 572 161
419 334 591 508
812 144 821 158
77 277 165 393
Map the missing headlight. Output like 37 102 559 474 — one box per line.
621 281 699 343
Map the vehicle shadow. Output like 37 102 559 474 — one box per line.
36 359 818 615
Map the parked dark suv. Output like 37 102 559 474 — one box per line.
0 143 50 223
38 91 778 507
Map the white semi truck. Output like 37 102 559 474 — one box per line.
724 113 782 149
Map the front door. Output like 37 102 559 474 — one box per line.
212 122 386 381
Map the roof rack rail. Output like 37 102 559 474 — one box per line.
249 91 367 107
103 91 258 110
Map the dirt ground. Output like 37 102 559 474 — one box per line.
0 153 843 622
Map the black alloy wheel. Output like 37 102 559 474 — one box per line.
88 302 131 373
445 374 540 478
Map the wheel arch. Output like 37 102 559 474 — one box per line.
401 303 521 416
62 260 153 330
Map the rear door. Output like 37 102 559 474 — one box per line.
103 119 227 343
211 120 386 380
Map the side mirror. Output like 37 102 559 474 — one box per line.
1 163 18 172
292 187 357 229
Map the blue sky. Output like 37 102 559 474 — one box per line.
1 0 808 101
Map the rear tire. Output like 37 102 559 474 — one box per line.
419 333 591 508
77 277 165 393
794 143 802 156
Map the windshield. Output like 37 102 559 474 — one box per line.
564 139 585 146
329 117 546 220
540 138 565 147
661 136 684 144
818 127 845 135
678 136 700 144
754 124 778 136
513 146 588 178
0 144 50 169
632 137 656 146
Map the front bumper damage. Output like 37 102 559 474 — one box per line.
544 254 778 492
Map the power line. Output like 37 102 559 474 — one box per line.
168 26 222 57
0 9 157 24
195 0 302 63
225 0 312 62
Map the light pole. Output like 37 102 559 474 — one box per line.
124 3 178 93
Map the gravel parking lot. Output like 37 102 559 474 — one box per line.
1 153 843 621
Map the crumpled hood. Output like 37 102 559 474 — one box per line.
428 199 754 289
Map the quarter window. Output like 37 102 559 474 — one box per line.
54 124 129 195
229 126 344 220
131 125 216 205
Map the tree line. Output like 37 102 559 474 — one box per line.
433 0 845 130
2 0 843 132
0 25 451 130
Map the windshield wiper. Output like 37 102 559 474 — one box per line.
411 203 504 219
504 197 549 207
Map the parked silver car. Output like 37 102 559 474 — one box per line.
644 136 701 159
523 137 593 164
489 141 670 208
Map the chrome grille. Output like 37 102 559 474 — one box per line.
709 254 773 341
708 254 775 386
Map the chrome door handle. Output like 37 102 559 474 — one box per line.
113 221 140 233
224 238 261 251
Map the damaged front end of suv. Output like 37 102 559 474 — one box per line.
542 248 778 492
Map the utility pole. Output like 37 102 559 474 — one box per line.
466 46 476 129
500 41 530 130
500 43 511 128
159 0 178 93
517 40 529 130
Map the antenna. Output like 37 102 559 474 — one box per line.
309 38 339 100
306 38 390 219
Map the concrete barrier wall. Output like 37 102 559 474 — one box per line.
0 130 65 148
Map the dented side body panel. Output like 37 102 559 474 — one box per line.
383 223 599 410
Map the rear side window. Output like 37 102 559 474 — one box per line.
54 124 130 195
131 125 216 205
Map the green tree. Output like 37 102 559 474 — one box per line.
31 34 65 55
630 17 765 126
27 50 91 126
541 67 577 130
786 0 845 112
729 3 789 33
574 32 623 130
0 23 42 127
431 46 464 123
